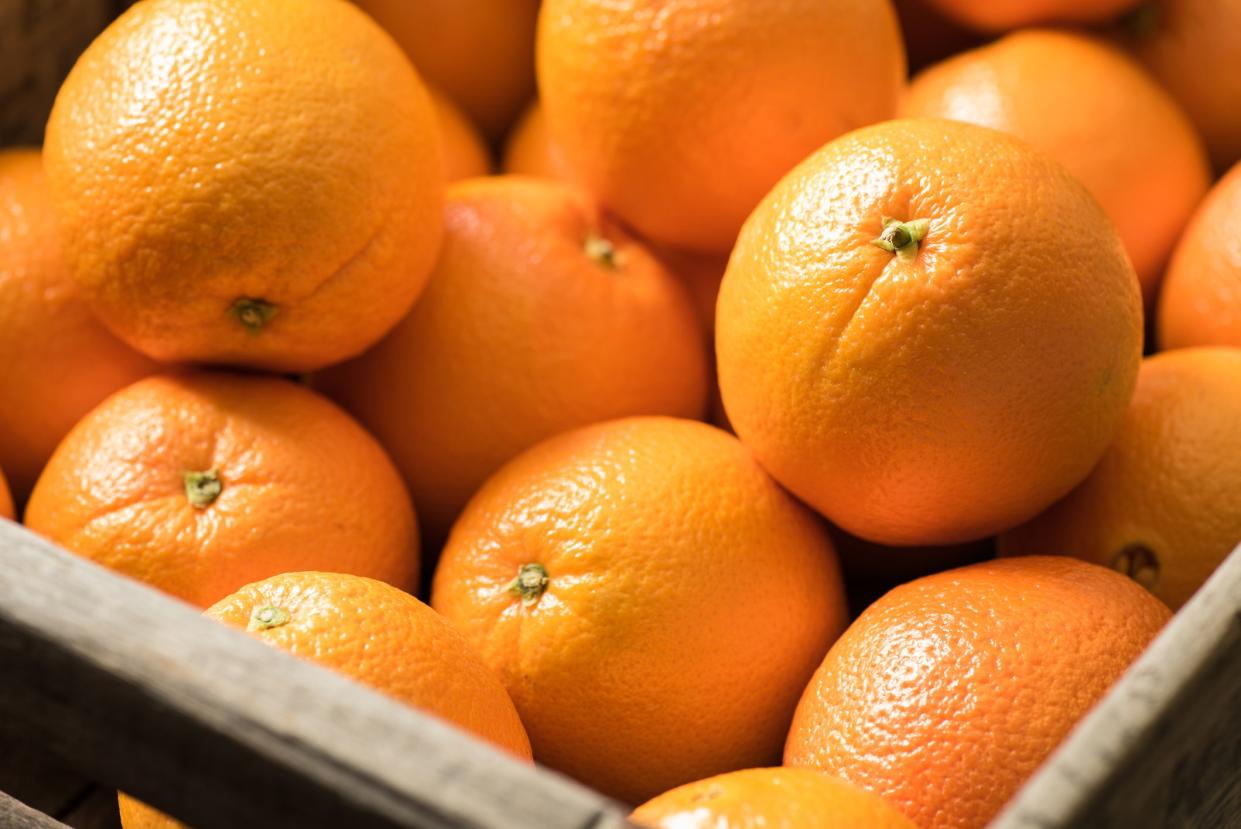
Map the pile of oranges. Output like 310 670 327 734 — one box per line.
3 0 1241 827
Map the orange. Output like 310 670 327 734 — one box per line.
651 246 731 429
716 118 1143 546
538 0 906 254
0 149 157 503
923 0 1140 31
316 177 708 542
631 768 917 829
1000 348 1241 610
785 556 1170 829
1158 163 1241 349
25 372 419 608
502 102 571 181
353 0 539 140
1124 0 1241 171
431 417 847 805
901 29 1209 307
0 467 11 521
118 571 530 829
429 85 491 183
43 0 444 372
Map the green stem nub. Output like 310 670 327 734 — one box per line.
230 297 278 332
1110 543 1160 590
248 605 291 632
506 563 550 608
183 468 222 509
871 217 930 261
584 234 619 271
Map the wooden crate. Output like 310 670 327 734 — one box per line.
0 522 1238 828
1 2 1239 827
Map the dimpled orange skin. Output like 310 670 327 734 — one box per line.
538 0 906 254
316 177 708 543
42 0 444 372
901 30 1210 308
716 119 1143 546
353 0 538 141
785 556 1171 829
1000 349 1241 610
0 149 158 503
118 571 531 829
1158 164 1241 349
502 102 572 181
24 373 419 609
631 768 918 829
1127 0 1241 172
925 0 1140 31
431 417 848 805
430 86 491 183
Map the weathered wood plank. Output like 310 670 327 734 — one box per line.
0 790 72 829
0 520 637 829
992 544 1241 829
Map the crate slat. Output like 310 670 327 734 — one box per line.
0 790 72 829
992 543 1241 828
0 520 637 829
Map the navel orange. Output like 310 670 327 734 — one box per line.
430 85 491 183
785 556 1170 829
118 571 530 829
631 768 917 829
1158 163 1241 349
25 372 419 608
316 177 708 543
538 0 905 253
901 29 1209 307
716 118 1143 545
1000 348 1241 609
431 417 847 805
353 0 539 140
502 102 570 181
1123 0 1241 172
43 0 444 371
0 148 157 503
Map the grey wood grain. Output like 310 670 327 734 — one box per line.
992 543 1241 829
0 520 637 829
0 790 72 829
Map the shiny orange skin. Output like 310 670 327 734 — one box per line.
25 373 419 608
432 417 848 805
43 0 444 372
631 768 917 829
1000 349 1241 610
430 86 491 183
538 0 906 254
716 119 1143 546
353 0 538 140
924 0 1140 31
786 556 1171 829
317 177 708 542
901 30 1210 307
0 468 11 520
1126 0 1241 172
118 571 530 829
0 149 158 502
1158 163 1241 349
502 101 571 180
